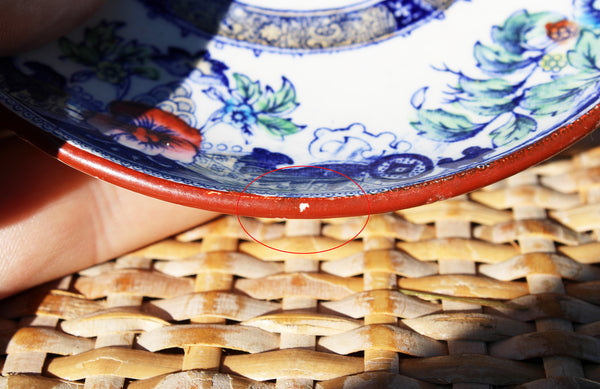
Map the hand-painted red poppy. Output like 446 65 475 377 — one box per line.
89 100 202 164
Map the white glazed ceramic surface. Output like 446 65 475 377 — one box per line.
0 0 598 200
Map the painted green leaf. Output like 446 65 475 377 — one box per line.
568 30 600 71
489 113 537 147
454 75 518 116
233 73 261 102
58 38 77 61
59 38 100 66
457 76 515 99
457 95 517 117
521 72 600 116
253 77 298 114
132 66 160 80
491 10 534 55
59 21 125 66
411 108 480 142
474 42 533 74
117 41 154 65
83 21 122 57
256 115 302 137
491 10 563 55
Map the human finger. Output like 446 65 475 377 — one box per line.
0 136 218 298
0 0 106 55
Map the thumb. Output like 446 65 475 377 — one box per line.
0 0 106 55
0 136 218 298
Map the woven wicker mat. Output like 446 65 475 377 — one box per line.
2 146 600 389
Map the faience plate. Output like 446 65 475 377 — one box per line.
1 0 600 217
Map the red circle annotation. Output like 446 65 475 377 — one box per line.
236 165 371 254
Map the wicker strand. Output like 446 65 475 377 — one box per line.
2 146 600 388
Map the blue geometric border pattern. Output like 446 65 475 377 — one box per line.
142 0 455 52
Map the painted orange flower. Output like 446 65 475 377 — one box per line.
90 101 202 164
546 20 578 42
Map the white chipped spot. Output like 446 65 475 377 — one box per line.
299 203 310 212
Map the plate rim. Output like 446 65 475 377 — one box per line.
4 102 597 218
3 0 599 217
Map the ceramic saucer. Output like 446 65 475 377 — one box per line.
1 0 599 217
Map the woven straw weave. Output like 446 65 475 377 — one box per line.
2 145 600 388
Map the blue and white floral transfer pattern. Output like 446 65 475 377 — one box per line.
0 0 600 198
411 11 596 148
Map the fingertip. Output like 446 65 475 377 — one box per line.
90 181 220 266
0 0 106 55
0 137 219 298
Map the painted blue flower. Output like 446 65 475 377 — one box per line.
221 99 258 135
204 73 304 140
